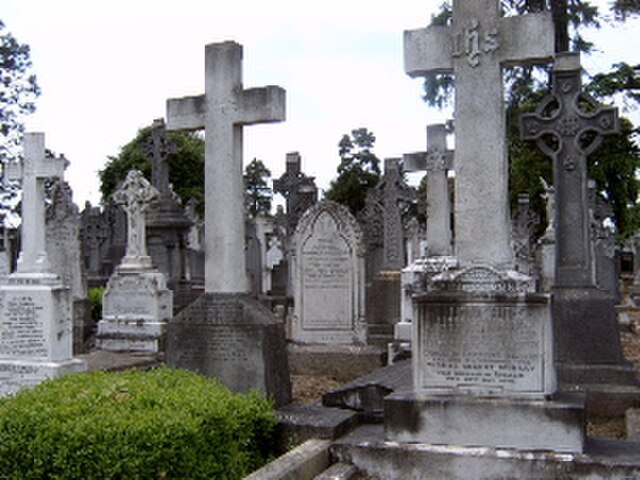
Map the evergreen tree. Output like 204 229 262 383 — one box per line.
325 128 381 215
243 158 272 218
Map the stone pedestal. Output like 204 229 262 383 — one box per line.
385 392 585 453
0 273 87 396
97 260 173 352
553 287 638 387
385 266 586 454
166 293 292 407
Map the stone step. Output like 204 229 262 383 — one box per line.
313 462 359 480
244 439 330 480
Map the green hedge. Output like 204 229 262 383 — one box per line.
0 367 276 479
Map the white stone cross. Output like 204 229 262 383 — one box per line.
166 41 285 293
404 1 554 269
6 132 66 273
111 170 159 264
404 124 454 256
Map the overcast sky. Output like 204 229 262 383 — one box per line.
2 0 638 207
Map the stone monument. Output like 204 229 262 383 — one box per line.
385 1 588 456
521 52 637 388
165 41 291 407
0 132 86 395
96 170 173 352
143 118 194 311
46 180 92 354
290 201 366 345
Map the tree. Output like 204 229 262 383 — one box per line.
243 158 272 218
325 128 381 215
99 124 204 211
0 20 40 165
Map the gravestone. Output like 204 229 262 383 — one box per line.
184 198 205 286
46 180 92 354
405 1 554 268
360 159 417 346
522 52 636 387
397 123 456 346
144 119 192 292
273 152 318 237
80 202 110 288
589 181 619 300
290 201 366 345
165 41 291 407
96 170 173 352
0 132 86 395
386 4 587 456
536 178 556 292
512 193 537 276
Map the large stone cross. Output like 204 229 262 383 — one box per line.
144 118 177 196
166 41 285 293
6 132 66 273
404 124 454 256
111 170 159 265
521 53 619 288
404 0 554 268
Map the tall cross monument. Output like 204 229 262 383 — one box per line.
167 41 285 293
165 41 291 406
6 133 67 273
404 1 554 268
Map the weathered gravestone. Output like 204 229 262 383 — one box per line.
273 152 318 237
397 124 457 344
521 52 637 388
0 132 86 395
46 180 92 354
165 41 291 407
96 170 173 352
290 201 366 345
143 118 194 312
359 158 417 347
385 3 589 456
144 119 192 285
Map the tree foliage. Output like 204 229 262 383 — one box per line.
99 124 204 211
244 158 272 218
325 128 381 215
0 20 40 165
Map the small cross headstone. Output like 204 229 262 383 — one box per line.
111 170 159 266
404 123 454 257
273 152 318 235
521 53 619 288
167 41 285 293
5 133 67 273
405 1 553 268
144 118 177 197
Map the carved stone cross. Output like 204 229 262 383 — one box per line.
111 170 159 264
404 123 454 256
144 118 177 196
166 41 285 293
521 53 619 288
273 152 317 234
374 158 419 270
404 0 553 268
6 132 67 273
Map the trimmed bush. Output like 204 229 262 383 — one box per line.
0 367 276 479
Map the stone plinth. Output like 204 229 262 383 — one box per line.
385 392 585 453
166 293 291 407
97 263 172 352
0 273 87 395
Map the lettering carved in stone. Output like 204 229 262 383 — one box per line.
452 19 499 68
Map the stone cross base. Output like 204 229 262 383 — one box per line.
553 287 639 388
96 269 172 353
0 358 87 396
384 392 586 453
166 292 292 407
